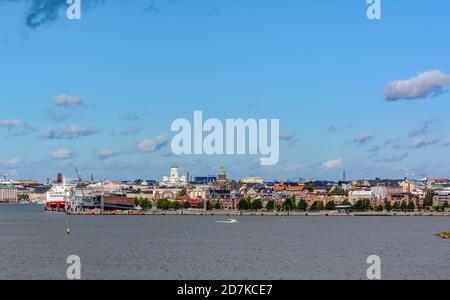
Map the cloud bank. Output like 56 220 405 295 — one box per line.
385 70 450 101
137 135 169 153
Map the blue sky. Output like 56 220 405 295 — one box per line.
0 0 450 182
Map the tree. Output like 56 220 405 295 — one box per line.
392 202 400 210
309 201 318 211
317 201 325 211
157 199 170 210
183 201 191 209
252 199 263 210
375 205 384 212
238 199 249 211
266 200 275 211
339 200 351 206
179 188 187 197
172 200 179 209
330 189 348 196
407 201 416 211
325 201 336 211
214 201 221 210
385 202 392 212
283 196 296 211
139 198 152 210
297 199 308 211
423 191 434 208
353 199 372 212
400 201 408 211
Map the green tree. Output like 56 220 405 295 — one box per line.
283 196 296 211
238 199 249 211
317 201 325 211
266 200 275 211
392 202 400 210
183 201 191 209
407 201 416 211
325 201 336 211
179 188 187 197
157 199 170 210
139 198 152 210
214 201 221 210
252 199 263 210
330 189 348 196
375 205 384 212
297 199 308 211
400 201 408 211
339 200 352 206
168 201 179 209
385 202 392 212
423 191 434 208
309 201 318 211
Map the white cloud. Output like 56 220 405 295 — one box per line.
53 94 83 107
137 135 169 152
50 149 73 160
0 119 26 129
6 157 24 168
322 158 342 170
43 125 101 139
385 70 450 101
443 136 450 147
96 149 122 160
345 133 375 145
411 136 441 149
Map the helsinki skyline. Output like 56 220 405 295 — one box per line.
0 0 450 181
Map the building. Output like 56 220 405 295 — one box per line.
433 189 450 207
0 184 18 203
241 177 264 184
160 163 187 188
348 190 372 204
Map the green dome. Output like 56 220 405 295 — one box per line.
218 166 226 175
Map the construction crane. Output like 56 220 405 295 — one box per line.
75 167 85 197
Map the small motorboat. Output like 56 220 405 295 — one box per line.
216 218 239 224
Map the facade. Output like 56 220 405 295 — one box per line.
348 190 373 204
0 185 18 203
241 177 264 184
160 163 187 188
433 189 450 207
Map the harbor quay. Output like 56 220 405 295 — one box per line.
2 163 450 216
65 209 450 217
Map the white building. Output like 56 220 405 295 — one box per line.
371 186 388 200
0 184 18 203
348 190 373 204
160 163 187 188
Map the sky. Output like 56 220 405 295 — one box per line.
0 0 450 182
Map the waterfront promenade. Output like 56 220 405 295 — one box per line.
66 209 450 217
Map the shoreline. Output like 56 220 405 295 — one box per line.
65 210 450 217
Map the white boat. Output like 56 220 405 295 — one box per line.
216 218 239 224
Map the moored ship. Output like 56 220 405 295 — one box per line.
45 173 71 211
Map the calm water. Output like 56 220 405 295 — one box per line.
0 204 449 280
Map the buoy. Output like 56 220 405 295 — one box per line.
67 228 70 235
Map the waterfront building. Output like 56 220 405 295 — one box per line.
0 184 18 203
433 189 450 207
160 163 187 188
348 190 373 204
241 177 264 184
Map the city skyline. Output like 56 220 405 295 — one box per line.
1 0 450 181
